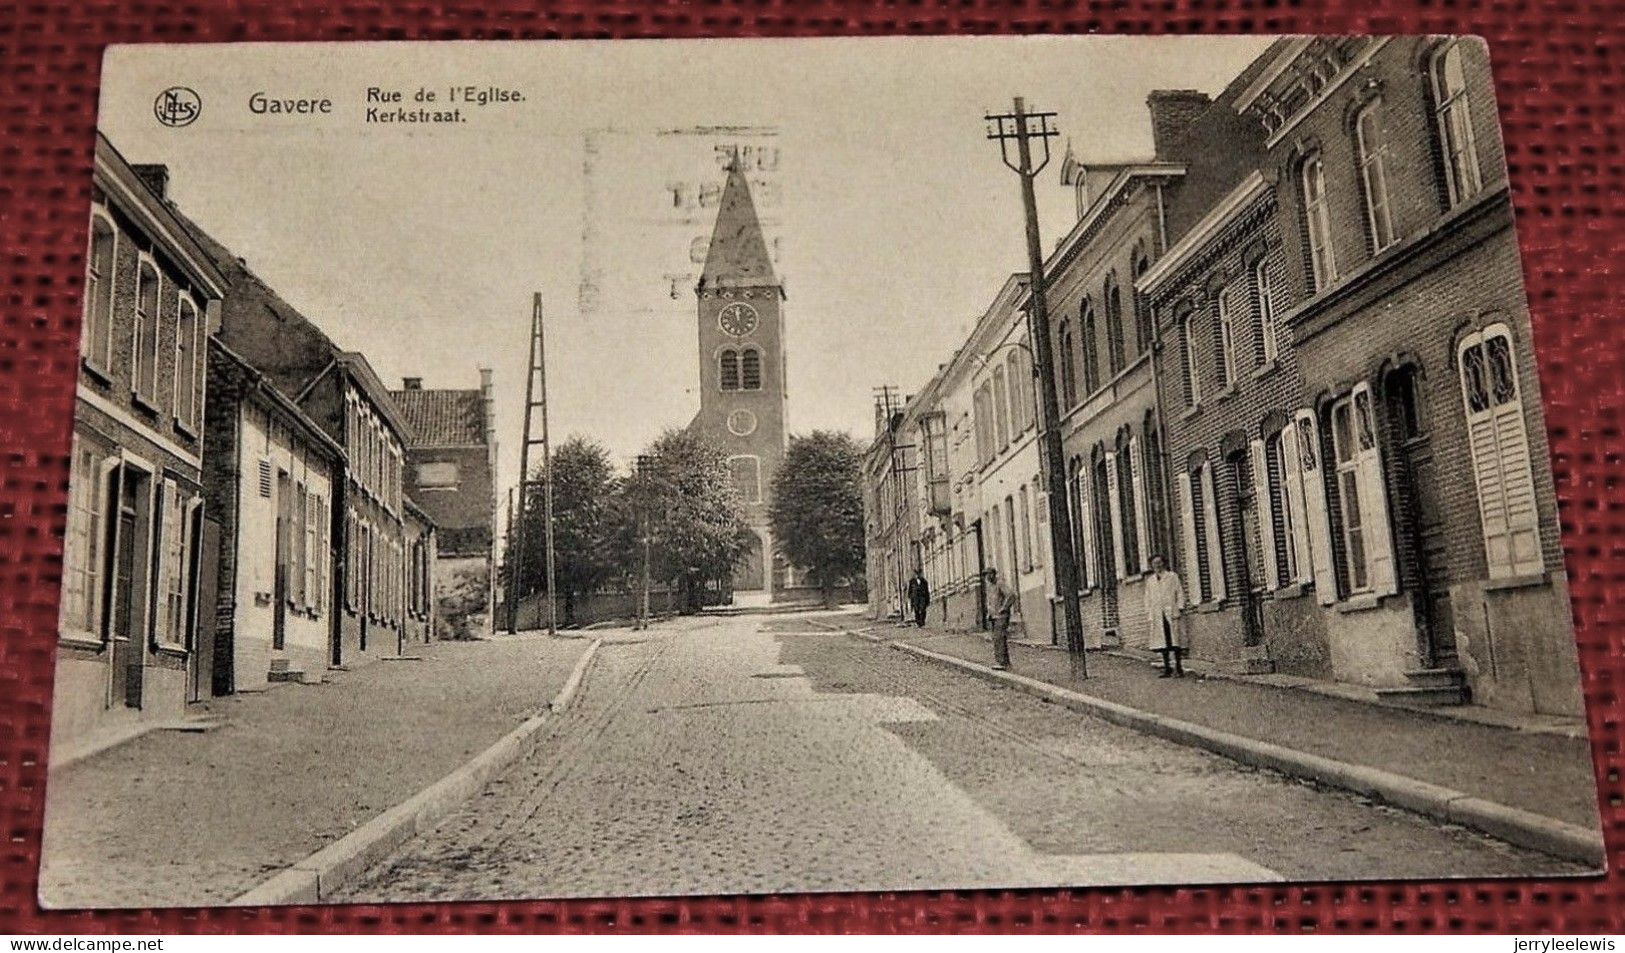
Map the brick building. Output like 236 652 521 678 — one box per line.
200 338 343 692
391 373 497 639
176 213 415 670
1137 37 1577 715
402 498 438 646
54 135 227 758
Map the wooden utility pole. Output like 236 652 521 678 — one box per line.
986 97 1087 679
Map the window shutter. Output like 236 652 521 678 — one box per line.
1251 438 1279 591
1352 385 1398 596
1461 327 1544 579
1494 399 1542 576
1130 437 1149 574
1296 410 1337 605
152 482 171 647
1280 425 1312 585
1105 450 1126 581
1078 469 1098 588
1200 463 1227 601
1178 473 1200 598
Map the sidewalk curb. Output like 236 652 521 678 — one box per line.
229 638 604 906
889 639 1605 869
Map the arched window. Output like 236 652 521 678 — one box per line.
1006 348 1028 433
133 259 160 400
1179 306 1201 405
83 214 115 369
740 347 762 390
1355 101 1396 252
1131 245 1153 353
992 364 1010 448
1301 154 1337 291
174 297 200 430
1081 297 1100 395
1253 256 1279 364
1105 273 1126 376
1328 383 1396 595
1458 323 1541 578
1432 42 1483 208
728 455 762 503
719 349 740 391
1215 282 1241 389
1143 413 1168 559
1117 432 1140 574
1058 320 1077 408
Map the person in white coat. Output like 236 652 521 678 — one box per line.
1143 554 1189 678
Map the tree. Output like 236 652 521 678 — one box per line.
770 430 865 606
506 436 619 627
630 428 752 613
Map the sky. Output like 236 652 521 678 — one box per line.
99 35 1274 503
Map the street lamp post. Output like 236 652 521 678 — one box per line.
986 97 1088 680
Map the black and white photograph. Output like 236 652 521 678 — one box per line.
39 35 1604 909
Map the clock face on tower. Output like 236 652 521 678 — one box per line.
717 302 760 337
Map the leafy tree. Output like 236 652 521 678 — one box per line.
627 428 752 613
770 430 865 606
506 436 619 626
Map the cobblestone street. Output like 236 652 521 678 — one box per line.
338 612 1581 903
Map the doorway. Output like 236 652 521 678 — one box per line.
1230 449 1266 649
108 465 149 710
1386 366 1457 666
273 470 290 652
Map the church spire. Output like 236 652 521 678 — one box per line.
699 160 777 290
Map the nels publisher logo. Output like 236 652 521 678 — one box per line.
153 86 201 127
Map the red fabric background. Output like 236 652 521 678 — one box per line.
1 0 1621 934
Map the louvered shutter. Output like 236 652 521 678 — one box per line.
1296 410 1338 605
1280 425 1312 585
1251 438 1279 591
1130 437 1149 575
1077 469 1098 589
1461 328 1543 579
1494 397 1542 576
1200 463 1227 601
1178 473 1200 596
1105 451 1126 581
1351 385 1397 596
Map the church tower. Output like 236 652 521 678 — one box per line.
691 160 786 603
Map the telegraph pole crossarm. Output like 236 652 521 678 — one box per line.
985 96 1088 680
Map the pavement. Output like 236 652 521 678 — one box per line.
854 615 1603 833
335 611 1585 903
38 633 595 909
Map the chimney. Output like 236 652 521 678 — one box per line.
1146 90 1212 159
131 164 169 199
402 377 423 390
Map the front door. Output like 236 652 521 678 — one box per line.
1386 367 1457 667
188 514 218 703
273 471 290 652
1232 452 1266 648
109 471 144 709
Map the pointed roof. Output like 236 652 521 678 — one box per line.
699 161 778 290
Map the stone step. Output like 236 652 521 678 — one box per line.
1404 667 1466 691
1374 684 1468 707
266 666 306 683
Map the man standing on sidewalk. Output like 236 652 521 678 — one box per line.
983 568 1014 671
906 568 931 628
1144 554 1189 678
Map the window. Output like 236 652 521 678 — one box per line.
1004 496 1019 584
83 214 115 369
1058 321 1077 407
304 487 320 611
1018 485 1033 571
1215 282 1241 389
740 348 762 390
1179 308 1201 404
1081 298 1100 395
154 480 188 648
1254 257 1279 364
992 365 1010 449
1266 432 1300 586
719 349 740 390
1458 324 1542 578
729 455 762 503
173 297 200 430
133 260 160 400
1031 476 1046 570
1118 438 1140 574
1355 103 1397 252
416 461 459 491
1132 248 1153 353
1301 155 1337 291
1327 387 1395 595
1433 42 1483 207
60 439 106 638
973 383 995 464
1105 274 1125 375
1005 349 1027 433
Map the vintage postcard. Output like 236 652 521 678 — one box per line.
40 35 1602 908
